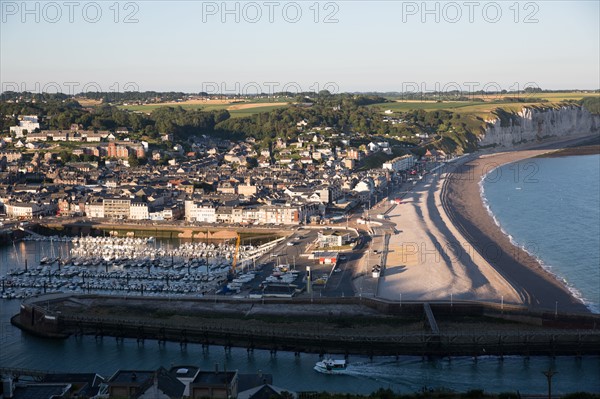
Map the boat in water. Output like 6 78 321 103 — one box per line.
314 358 347 374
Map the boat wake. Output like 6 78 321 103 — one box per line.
314 360 448 390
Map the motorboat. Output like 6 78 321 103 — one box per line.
314 358 347 374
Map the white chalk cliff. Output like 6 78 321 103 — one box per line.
478 105 600 148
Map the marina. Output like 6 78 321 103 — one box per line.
1 234 288 300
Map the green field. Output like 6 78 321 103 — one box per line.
530 91 599 101
118 101 289 117
118 103 229 112
369 101 480 112
228 104 288 118
370 92 599 119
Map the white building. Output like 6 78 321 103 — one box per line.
5 202 43 218
353 178 374 194
86 202 105 218
130 202 150 220
382 154 417 172
184 201 216 223
10 116 40 138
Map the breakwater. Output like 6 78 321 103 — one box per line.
12 295 600 358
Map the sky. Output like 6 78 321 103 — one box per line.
1 0 599 94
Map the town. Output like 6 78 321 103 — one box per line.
0 93 446 226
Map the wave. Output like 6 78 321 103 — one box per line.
479 166 598 314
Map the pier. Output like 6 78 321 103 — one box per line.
11 294 600 357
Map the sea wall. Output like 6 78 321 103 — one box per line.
12 295 600 357
478 105 600 148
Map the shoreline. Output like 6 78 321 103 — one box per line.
477 158 597 313
379 155 522 305
442 134 599 313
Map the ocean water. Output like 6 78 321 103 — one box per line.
0 298 599 395
482 154 600 313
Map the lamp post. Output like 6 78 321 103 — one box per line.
542 369 557 399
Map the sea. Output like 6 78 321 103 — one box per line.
1 155 600 394
481 154 600 313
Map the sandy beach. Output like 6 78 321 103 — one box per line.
378 134 597 313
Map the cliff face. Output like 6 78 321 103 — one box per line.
478 105 600 148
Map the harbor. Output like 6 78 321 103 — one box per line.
1 234 293 300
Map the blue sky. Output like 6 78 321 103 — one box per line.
1 1 598 93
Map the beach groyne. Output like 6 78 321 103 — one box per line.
479 105 599 148
12 295 600 357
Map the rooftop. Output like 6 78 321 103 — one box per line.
192 371 237 385
108 370 154 384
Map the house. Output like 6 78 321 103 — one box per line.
184 201 216 223
238 384 297 399
189 370 238 399
0 150 22 162
10 115 40 137
367 142 380 152
5 201 55 218
317 230 349 248
130 201 149 220
107 368 185 399
353 178 374 194
9 383 71 399
275 137 287 149
296 119 308 129
260 149 271 157
41 373 105 398
346 148 361 161
382 154 416 172
169 366 200 397
25 132 48 142
343 158 355 169
258 156 271 168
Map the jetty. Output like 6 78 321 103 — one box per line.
12 294 600 357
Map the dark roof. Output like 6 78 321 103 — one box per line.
12 384 70 399
320 230 345 236
238 374 273 392
192 371 237 386
248 385 286 399
169 366 199 379
108 370 154 384
263 285 296 296
41 373 103 397
157 368 186 398
108 368 184 399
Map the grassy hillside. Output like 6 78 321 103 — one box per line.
367 92 600 154
118 99 290 115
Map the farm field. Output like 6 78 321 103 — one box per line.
371 91 599 119
118 99 289 116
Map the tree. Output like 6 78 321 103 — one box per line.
246 157 258 169
128 154 140 167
